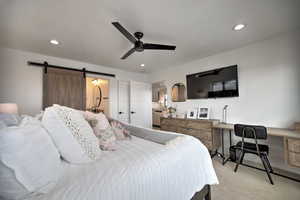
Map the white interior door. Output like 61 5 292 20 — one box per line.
117 80 130 123
130 81 152 128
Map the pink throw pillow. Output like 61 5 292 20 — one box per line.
82 111 116 151
83 111 110 130
110 120 131 140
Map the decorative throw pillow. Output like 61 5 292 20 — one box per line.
110 120 131 140
83 111 111 130
94 126 116 151
0 116 62 200
42 105 102 163
84 112 117 151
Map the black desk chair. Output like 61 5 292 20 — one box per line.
233 124 274 184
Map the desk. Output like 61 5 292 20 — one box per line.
213 123 300 182
214 123 300 139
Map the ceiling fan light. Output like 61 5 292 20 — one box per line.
233 24 246 31
50 39 59 45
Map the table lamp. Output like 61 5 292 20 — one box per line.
0 103 19 114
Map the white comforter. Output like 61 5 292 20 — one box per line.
28 132 218 200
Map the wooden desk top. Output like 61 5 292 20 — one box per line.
213 123 300 139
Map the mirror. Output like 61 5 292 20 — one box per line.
171 83 186 102
152 82 167 107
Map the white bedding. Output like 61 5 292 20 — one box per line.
26 134 218 200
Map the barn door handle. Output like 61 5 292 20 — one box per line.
119 112 124 114
131 111 136 114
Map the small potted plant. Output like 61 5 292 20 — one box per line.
167 106 177 118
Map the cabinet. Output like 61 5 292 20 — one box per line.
286 138 300 167
160 117 220 151
285 123 300 167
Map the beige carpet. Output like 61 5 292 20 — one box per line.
211 158 300 200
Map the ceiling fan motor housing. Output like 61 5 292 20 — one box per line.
134 32 144 40
135 41 144 52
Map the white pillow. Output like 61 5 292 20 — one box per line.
0 121 7 129
0 116 62 200
42 105 101 163
0 113 20 126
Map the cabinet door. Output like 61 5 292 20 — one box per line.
287 139 300 153
288 152 300 167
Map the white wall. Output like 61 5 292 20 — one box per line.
150 30 300 128
0 47 148 118
149 30 300 174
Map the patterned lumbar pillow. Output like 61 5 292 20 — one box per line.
110 120 131 140
42 105 102 164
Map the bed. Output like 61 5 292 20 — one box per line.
25 123 218 200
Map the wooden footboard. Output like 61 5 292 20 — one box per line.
191 185 211 200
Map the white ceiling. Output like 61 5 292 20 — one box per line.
0 0 300 73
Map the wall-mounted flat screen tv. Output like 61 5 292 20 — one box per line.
186 65 239 99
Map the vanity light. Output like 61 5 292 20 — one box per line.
233 24 246 31
92 79 101 86
50 39 59 45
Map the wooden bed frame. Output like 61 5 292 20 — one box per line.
191 185 211 200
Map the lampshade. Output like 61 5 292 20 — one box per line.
0 103 18 114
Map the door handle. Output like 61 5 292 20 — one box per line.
119 112 124 114
131 111 136 114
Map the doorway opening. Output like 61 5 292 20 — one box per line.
86 77 109 115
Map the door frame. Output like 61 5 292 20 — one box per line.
86 73 114 116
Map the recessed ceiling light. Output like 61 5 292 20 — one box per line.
50 39 59 45
233 24 246 31
140 64 145 67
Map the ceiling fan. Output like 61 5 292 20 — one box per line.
112 22 176 59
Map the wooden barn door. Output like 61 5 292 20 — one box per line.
43 68 86 110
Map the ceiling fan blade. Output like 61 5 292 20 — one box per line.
112 22 137 44
121 48 136 59
143 43 176 50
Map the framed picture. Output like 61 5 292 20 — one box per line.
197 107 209 119
187 109 198 119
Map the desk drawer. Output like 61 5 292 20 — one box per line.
186 120 212 130
288 152 300 167
161 125 177 133
160 118 178 126
177 119 187 128
178 127 212 141
287 139 300 153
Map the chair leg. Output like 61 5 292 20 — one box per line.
240 151 245 165
263 154 273 173
204 185 211 200
234 150 244 172
260 155 274 185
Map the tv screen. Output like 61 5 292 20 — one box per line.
186 65 239 99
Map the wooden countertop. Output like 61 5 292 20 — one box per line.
213 123 300 139
160 116 219 123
